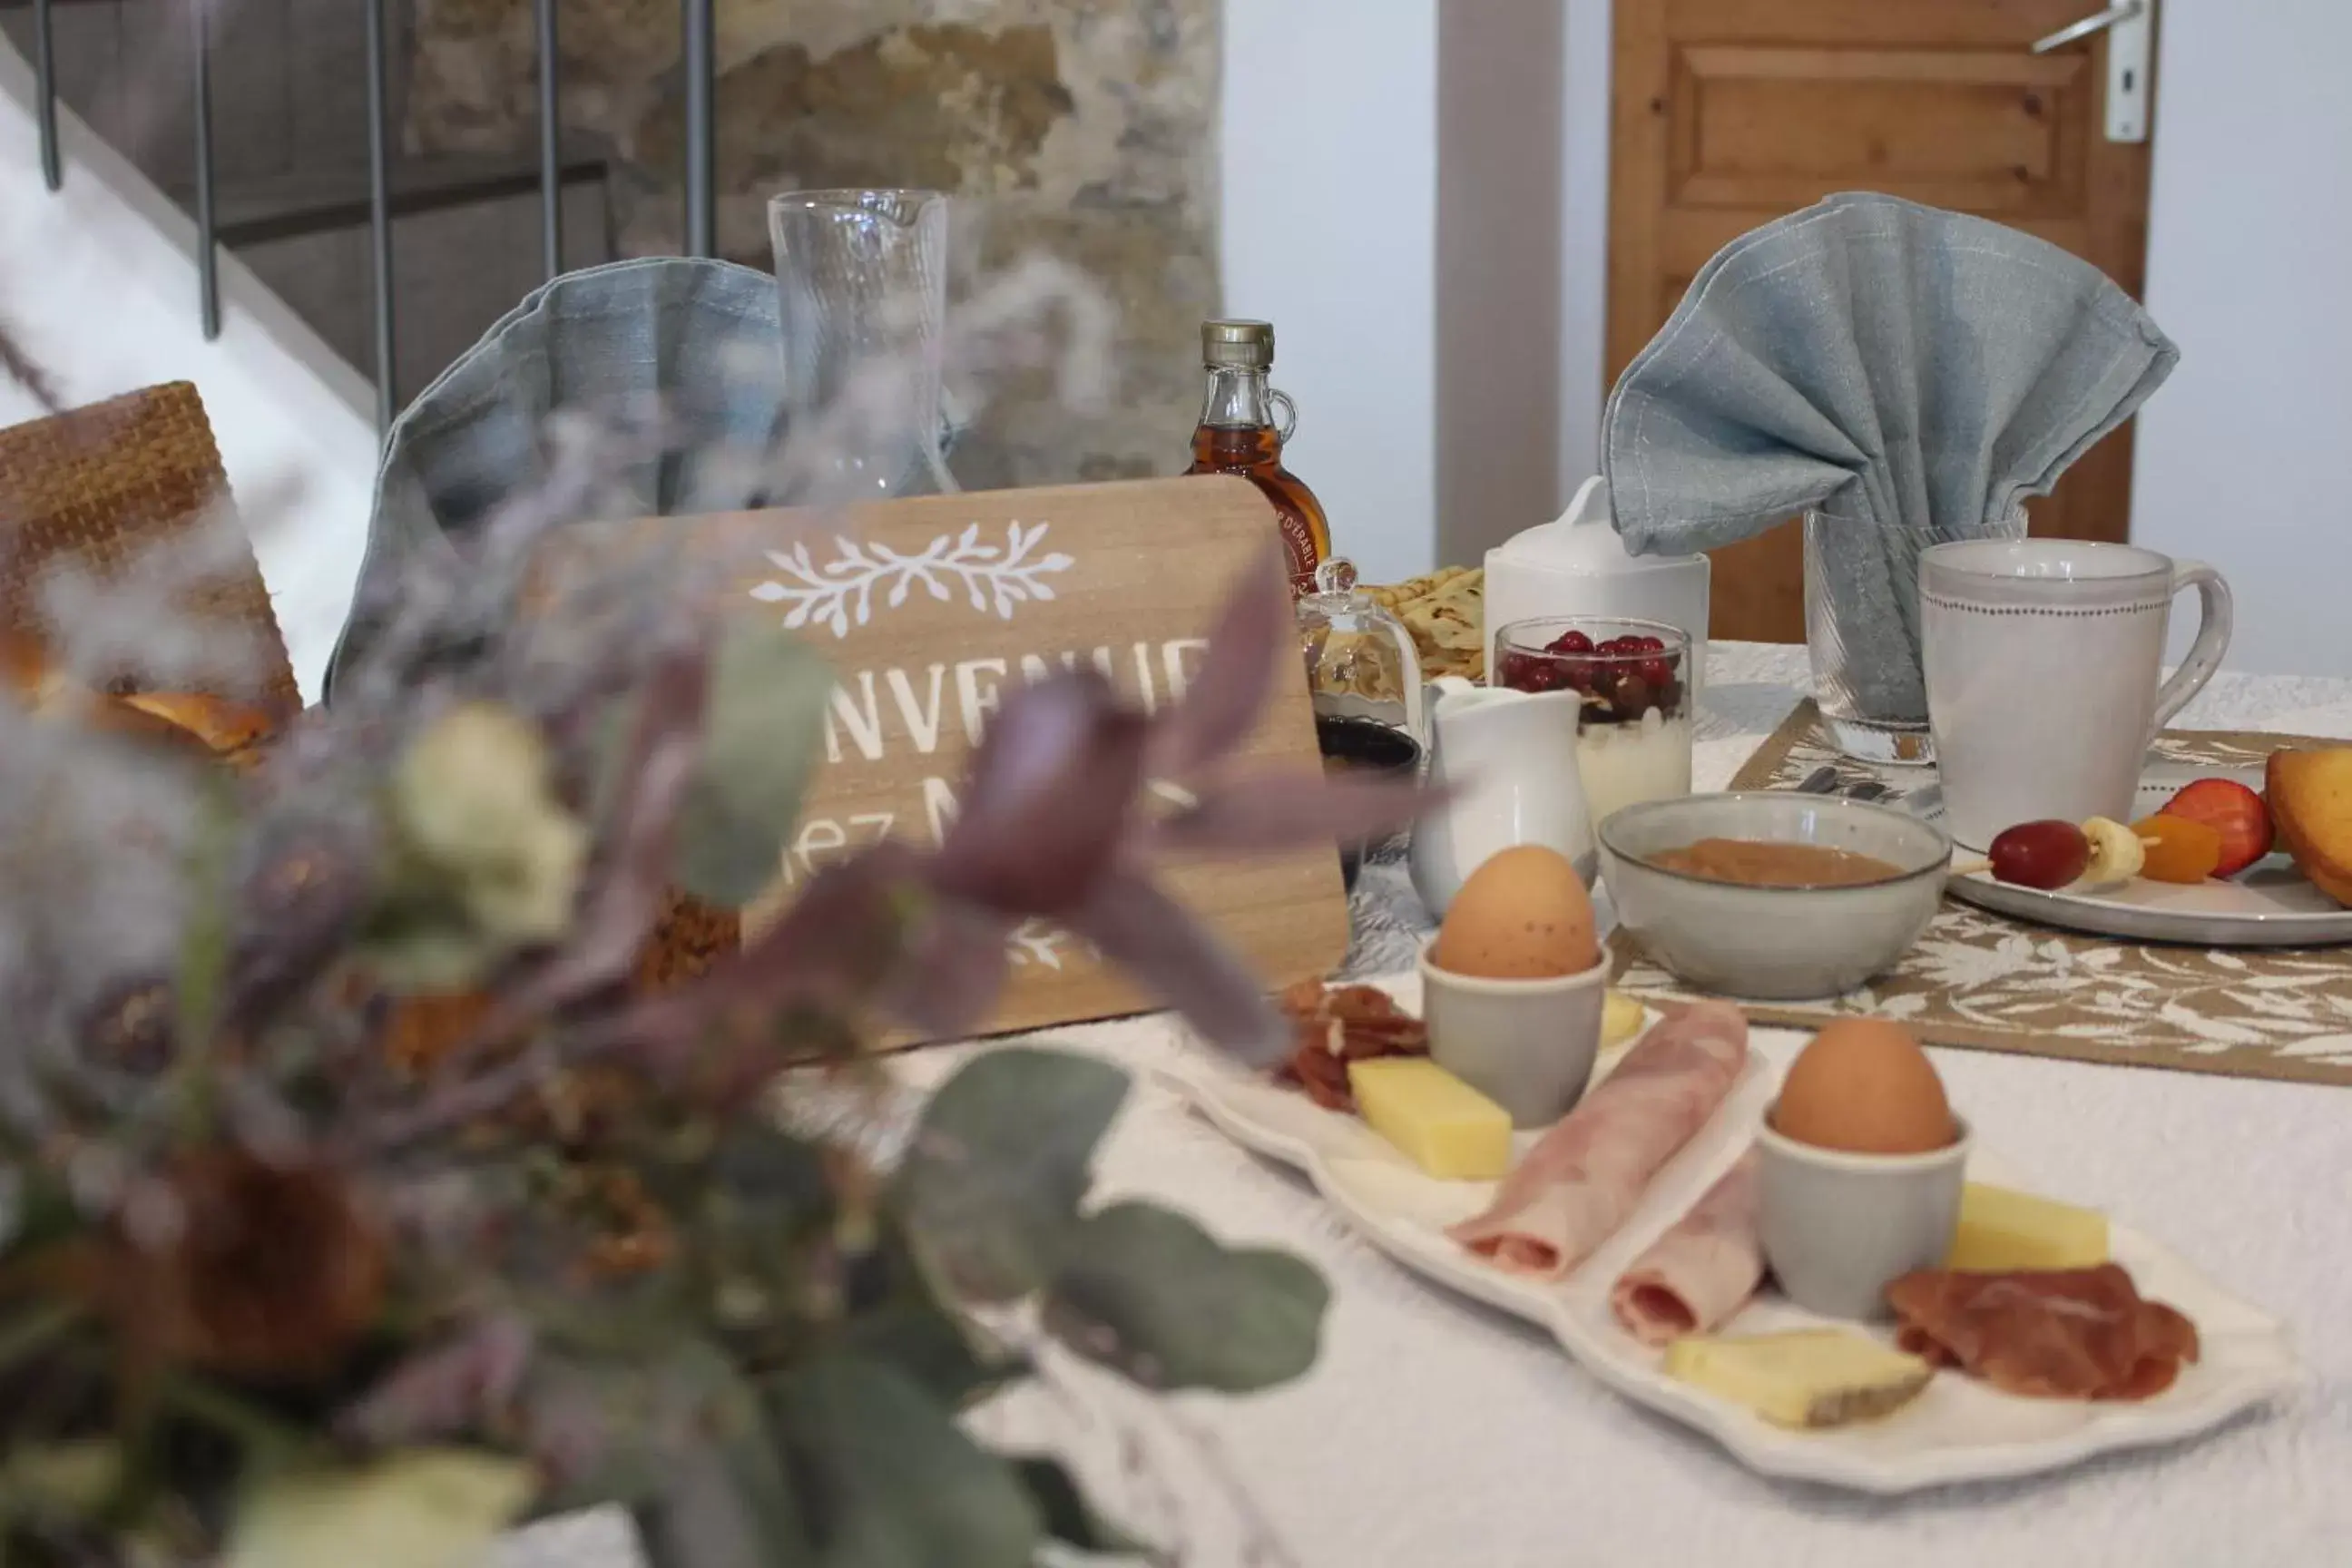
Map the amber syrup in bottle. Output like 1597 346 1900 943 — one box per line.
1186 319 1330 598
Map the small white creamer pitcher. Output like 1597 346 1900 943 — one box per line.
1408 676 1596 917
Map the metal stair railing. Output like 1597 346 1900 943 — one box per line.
26 0 722 432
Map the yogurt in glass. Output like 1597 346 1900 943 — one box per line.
1493 616 1695 833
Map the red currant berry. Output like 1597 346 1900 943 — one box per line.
1544 629 1595 656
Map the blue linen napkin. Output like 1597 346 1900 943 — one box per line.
1601 193 2177 720
325 257 785 699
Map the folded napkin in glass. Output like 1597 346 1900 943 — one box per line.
1601 192 2178 743
325 256 965 701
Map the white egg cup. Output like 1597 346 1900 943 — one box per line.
1417 936 1610 1129
1757 1109 1972 1320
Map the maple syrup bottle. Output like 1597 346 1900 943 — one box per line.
1186 319 1331 597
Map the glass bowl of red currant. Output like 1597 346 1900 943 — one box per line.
1493 617 1690 723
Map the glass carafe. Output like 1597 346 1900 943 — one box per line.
767 189 958 505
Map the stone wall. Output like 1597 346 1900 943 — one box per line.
404 0 1220 490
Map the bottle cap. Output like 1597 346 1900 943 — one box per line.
1203 319 1275 369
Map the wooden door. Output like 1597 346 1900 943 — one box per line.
1607 0 2157 642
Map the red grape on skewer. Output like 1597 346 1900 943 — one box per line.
1986 819 2091 890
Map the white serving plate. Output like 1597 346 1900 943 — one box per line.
1157 975 2299 1494
1937 764 2352 947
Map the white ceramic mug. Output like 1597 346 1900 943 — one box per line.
1919 540 2233 850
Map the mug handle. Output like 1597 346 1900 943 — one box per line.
2151 560 2233 732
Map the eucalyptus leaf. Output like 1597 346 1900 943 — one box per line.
515 1265 700 1359
672 625 834 907
894 1049 1131 1303
769 1357 1040 1568
632 1402 814 1568
709 1122 834 1222
1013 1456 1154 1560
225 1449 534 1568
834 1295 1027 1409
1043 1202 1329 1394
519 1355 666 1515
528 1337 810 1568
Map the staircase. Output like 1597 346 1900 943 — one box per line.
0 0 619 416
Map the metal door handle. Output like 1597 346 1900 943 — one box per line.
2030 0 2153 143
2032 0 2145 54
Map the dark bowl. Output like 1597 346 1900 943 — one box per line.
1316 715 1423 891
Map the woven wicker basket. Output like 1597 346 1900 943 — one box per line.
0 381 300 715
0 381 733 1034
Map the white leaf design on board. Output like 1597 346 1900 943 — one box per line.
747 522 1078 640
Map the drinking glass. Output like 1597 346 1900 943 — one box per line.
1494 616 1694 831
767 189 958 505
1803 505 2028 765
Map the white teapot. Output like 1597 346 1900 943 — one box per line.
1408 676 1596 918
1484 475 1711 700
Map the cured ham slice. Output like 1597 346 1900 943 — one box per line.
1609 1152 1762 1345
1885 1264 2200 1401
1447 1000 1748 1279
1273 982 1428 1112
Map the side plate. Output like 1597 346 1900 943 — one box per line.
1941 766 2352 947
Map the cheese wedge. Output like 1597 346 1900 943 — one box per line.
1944 1182 2110 1273
1663 1330 1934 1430
1602 990 1647 1050
1346 1058 1512 1181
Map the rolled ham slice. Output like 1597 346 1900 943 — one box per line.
1608 1152 1762 1345
1446 999 1748 1279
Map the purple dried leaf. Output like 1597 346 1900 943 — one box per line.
1145 550 1289 781
929 671 1148 918
883 897 1013 1038
1069 867 1288 1067
338 1314 536 1446
1144 769 1438 859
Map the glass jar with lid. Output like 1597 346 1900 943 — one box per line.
1297 558 1426 887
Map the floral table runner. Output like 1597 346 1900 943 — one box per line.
1606 701 2352 1087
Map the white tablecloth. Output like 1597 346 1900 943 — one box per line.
507 647 2352 1568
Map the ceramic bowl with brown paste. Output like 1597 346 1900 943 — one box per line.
1643 838 1906 889
1596 792 1953 1000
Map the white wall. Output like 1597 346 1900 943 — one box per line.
0 34 377 703
1558 0 1611 499
1435 0 1563 568
1221 1 1611 581
1221 0 1438 585
2133 0 2352 677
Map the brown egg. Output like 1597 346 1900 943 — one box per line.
1771 1017 1957 1154
1431 846 1599 979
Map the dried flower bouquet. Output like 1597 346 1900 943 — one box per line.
0 379 1421 1568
